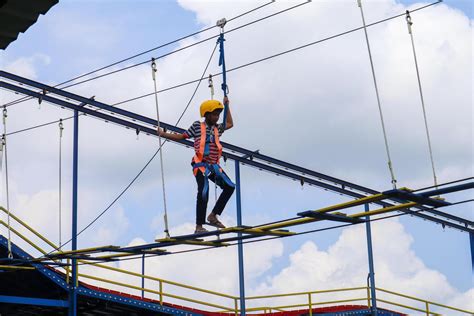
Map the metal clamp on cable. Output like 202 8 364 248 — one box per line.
59 119 64 138
151 57 157 81
208 74 215 99
405 10 413 34
38 89 46 105
216 18 227 30
2 106 7 125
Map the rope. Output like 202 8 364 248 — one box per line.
357 0 397 189
405 10 438 188
5 2 441 139
59 119 64 249
65 198 474 269
217 21 229 129
4 1 309 110
34 42 220 260
151 59 170 238
2 1 276 109
2 106 12 258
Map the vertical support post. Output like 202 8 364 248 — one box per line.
308 293 313 316
141 254 145 298
234 298 238 316
365 203 377 315
69 110 79 316
159 281 163 305
470 232 474 274
234 161 246 315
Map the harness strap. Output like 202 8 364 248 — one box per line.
192 122 222 176
193 162 235 201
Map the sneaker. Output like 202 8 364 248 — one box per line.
194 226 208 234
207 213 226 229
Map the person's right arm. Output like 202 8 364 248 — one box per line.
157 128 186 141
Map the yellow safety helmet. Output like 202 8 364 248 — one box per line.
200 100 224 117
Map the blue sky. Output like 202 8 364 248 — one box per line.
401 0 472 17
0 0 472 312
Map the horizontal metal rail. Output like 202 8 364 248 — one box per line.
2 214 472 315
1 71 471 230
376 287 473 314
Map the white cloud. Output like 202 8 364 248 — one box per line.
3 54 51 79
78 221 284 310
74 219 472 314
95 206 130 245
254 219 472 314
0 0 472 313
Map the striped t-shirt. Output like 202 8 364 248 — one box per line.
183 121 225 164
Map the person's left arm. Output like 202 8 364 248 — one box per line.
223 96 233 130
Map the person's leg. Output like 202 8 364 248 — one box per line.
195 170 209 229
211 170 235 216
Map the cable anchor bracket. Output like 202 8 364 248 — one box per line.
151 58 157 81
216 18 227 30
208 74 215 99
59 119 64 138
405 10 413 34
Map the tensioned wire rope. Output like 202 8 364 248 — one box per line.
0 1 449 250
0 1 448 249
32 197 474 269
0 0 309 250
2 0 445 261
151 58 170 238
58 119 64 250
2 0 307 109
2 0 276 109
38 41 220 257
3 0 442 138
357 0 397 189
4 177 471 268
114 198 474 263
1 107 12 259
405 10 439 188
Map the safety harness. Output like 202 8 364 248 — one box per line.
192 122 234 201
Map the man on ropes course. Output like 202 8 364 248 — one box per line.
158 97 235 233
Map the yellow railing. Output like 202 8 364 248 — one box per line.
1 206 472 315
0 207 236 313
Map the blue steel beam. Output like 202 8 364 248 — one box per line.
1 70 471 225
0 81 373 198
0 79 472 233
2 71 471 228
470 232 474 273
69 109 79 316
419 182 474 197
235 161 246 315
0 295 68 307
0 69 470 213
0 70 400 196
0 236 203 316
365 204 377 315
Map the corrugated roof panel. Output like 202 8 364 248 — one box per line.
0 0 58 49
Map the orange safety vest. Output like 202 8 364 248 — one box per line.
192 122 223 176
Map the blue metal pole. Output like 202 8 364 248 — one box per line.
365 203 377 315
0 295 68 307
69 110 79 316
142 254 145 298
234 161 246 315
470 232 474 273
